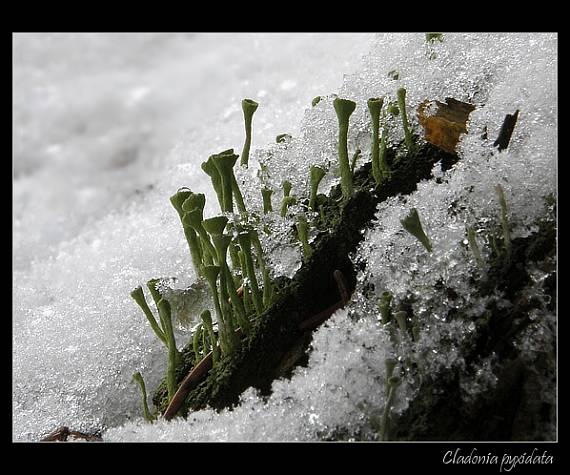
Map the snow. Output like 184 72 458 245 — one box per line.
13 33 556 442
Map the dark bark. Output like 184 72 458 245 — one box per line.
494 110 520 151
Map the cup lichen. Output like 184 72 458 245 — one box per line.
240 98 259 168
401 208 432 253
333 97 357 200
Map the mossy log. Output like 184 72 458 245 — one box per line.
153 141 458 415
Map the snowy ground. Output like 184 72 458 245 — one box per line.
13 33 556 442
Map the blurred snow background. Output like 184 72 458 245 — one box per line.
13 33 556 442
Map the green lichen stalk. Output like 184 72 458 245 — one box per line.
202 265 232 355
212 233 250 333
250 230 273 308
203 216 244 313
238 250 253 315
396 88 415 152
467 226 484 268
350 149 361 175
379 111 390 181
240 98 259 168
182 192 218 265
170 189 204 276
495 184 511 256
401 208 432 253
211 149 248 217
215 258 238 347
156 298 179 401
230 173 248 218
367 97 385 184
201 158 224 211
261 186 273 214
130 286 166 345
145 279 165 334
296 214 312 259
393 310 408 332
211 150 237 213
237 231 264 316
333 97 357 200
378 291 393 324
182 209 217 264
132 372 155 422
145 279 181 370
309 166 326 211
280 180 295 217
200 310 219 365
193 324 204 365
380 373 401 441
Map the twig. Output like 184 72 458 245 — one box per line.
333 269 350 305
493 110 519 151
41 426 69 441
163 351 214 421
298 300 345 332
41 426 102 442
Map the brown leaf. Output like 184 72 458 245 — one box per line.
417 98 476 155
